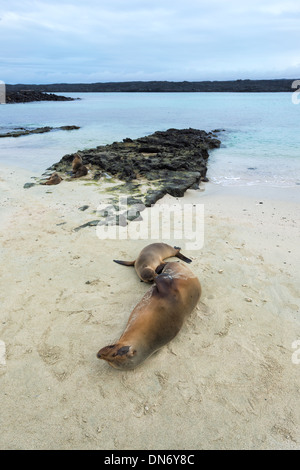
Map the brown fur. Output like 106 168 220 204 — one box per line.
42 173 62 185
71 153 88 178
97 261 201 370
72 153 83 172
73 165 88 178
113 242 192 282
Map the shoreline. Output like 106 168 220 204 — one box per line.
0 165 299 449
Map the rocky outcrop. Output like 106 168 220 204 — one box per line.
24 128 222 227
0 125 80 138
48 128 221 213
6 90 77 103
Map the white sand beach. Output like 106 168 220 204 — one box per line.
0 165 299 450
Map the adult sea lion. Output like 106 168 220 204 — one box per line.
97 261 201 370
71 153 88 178
41 172 62 185
73 165 88 178
113 242 192 282
72 153 83 172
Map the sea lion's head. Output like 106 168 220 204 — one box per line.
73 152 82 162
140 267 157 283
97 343 138 370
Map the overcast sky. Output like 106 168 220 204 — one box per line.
1 0 300 84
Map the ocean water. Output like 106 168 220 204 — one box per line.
0 92 299 187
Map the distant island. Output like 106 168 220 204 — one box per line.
6 78 296 94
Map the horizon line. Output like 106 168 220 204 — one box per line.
5 77 297 86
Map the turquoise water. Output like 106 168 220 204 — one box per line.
0 92 299 186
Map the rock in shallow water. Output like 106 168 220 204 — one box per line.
45 128 222 227
50 128 221 204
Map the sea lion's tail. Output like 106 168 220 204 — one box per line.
174 246 192 264
113 259 135 266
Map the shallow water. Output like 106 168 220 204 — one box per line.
0 92 299 186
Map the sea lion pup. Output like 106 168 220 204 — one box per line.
41 172 62 185
71 153 88 178
97 261 201 370
113 242 192 283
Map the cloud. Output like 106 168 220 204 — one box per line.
0 0 300 83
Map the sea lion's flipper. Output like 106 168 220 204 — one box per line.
113 259 135 267
155 262 167 275
175 252 192 263
174 247 192 264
